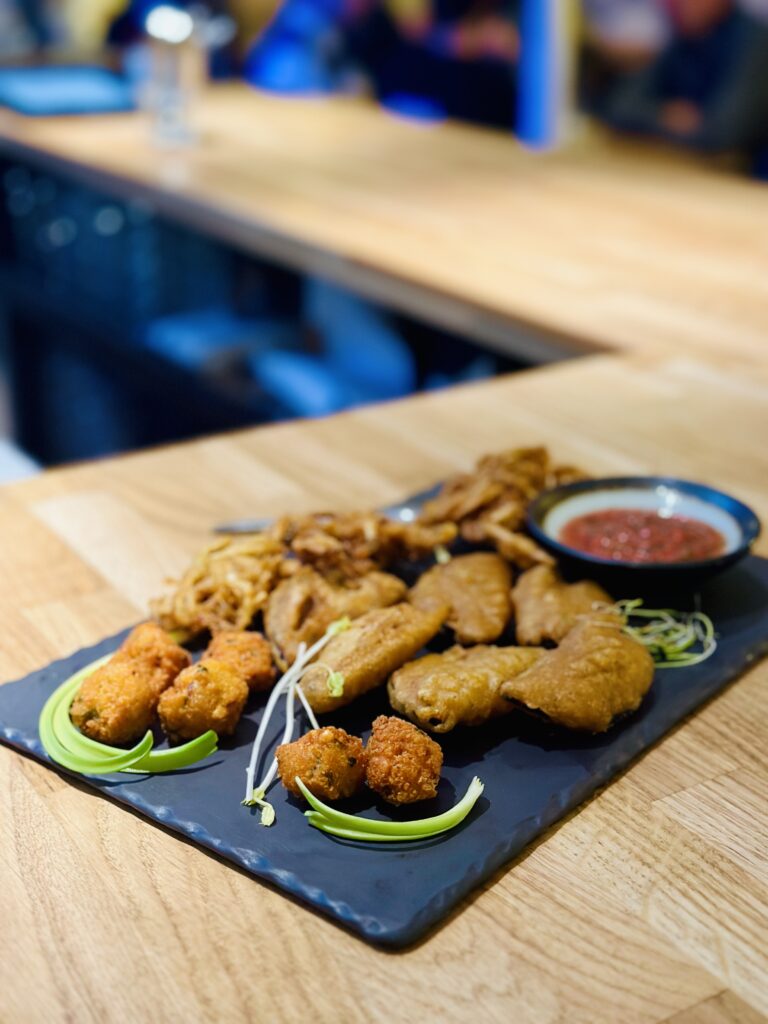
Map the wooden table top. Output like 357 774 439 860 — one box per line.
2 352 767 1023
1 85 767 365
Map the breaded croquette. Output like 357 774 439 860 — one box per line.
116 621 191 697
276 727 367 801
365 715 443 805
70 661 158 745
204 630 275 691
158 659 249 743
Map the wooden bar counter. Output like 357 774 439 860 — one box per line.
1 84 766 366
1 353 767 1023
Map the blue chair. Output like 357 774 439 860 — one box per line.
249 349 366 418
244 0 345 95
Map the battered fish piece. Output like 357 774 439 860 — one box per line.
204 630 275 691
388 644 544 733
513 565 613 646
501 617 655 732
265 568 407 667
410 552 512 644
276 727 367 801
70 661 158 745
300 603 447 715
365 716 443 805
116 622 191 697
158 659 249 742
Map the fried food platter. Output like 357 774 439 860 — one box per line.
1 448 767 946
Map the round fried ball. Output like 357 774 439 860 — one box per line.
118 622 191 697
70 661 158 745
276 727 367 802
158 659 248 743
204 630 275 691
365 715 443 805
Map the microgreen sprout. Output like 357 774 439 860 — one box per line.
326 670 345 697
241 617 351 817
614 599 717 668
434 545 452 565
296 775 485 843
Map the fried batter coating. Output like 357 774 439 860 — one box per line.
116 622 191 697
410 552 512 644
204 630 275 691
388 644 544 733
513 565 613 646
70 661 158 745
300 603 448 715
501 616 655 732
365 716 443 804
157 659 249 742
272 512 456 580
419 447 586 569
264 567 407 667
276 726 367 801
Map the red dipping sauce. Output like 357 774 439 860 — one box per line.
560 508 725 564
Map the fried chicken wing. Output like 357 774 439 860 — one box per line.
264 567 407 667
300 603 447 714
204 630 275 691
365 715 443 804
70 661 158 745
158 659 249 742
513 565 613 646
388 644 544 733
410 552 512 645
500 616 655 732
276 726 367 801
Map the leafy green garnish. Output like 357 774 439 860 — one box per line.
326 671 345 697
296 776 485 843
434 545 452 565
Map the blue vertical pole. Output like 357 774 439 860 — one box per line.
517 0 559 148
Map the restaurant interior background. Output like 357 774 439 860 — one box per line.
1 0 766 480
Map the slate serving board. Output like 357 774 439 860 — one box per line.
2 550 768 948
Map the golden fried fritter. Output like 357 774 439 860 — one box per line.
157 659 249 742
70 661 158 745
276 726 367 801
388 644 544 733
365 716 443 805
204 630 275 691
264 567 407 667
151 534 286 635
116 622 191 697
418 447 585 570
501 616 655 732
300 603 447 715
410 552 512 644
513 565 613 646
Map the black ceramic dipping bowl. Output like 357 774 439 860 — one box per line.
527 476 761 596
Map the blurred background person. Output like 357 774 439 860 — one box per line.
597 0 768 160
246 0 520 128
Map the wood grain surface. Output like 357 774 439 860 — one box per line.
1 354 767 1023
1 86 767 365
